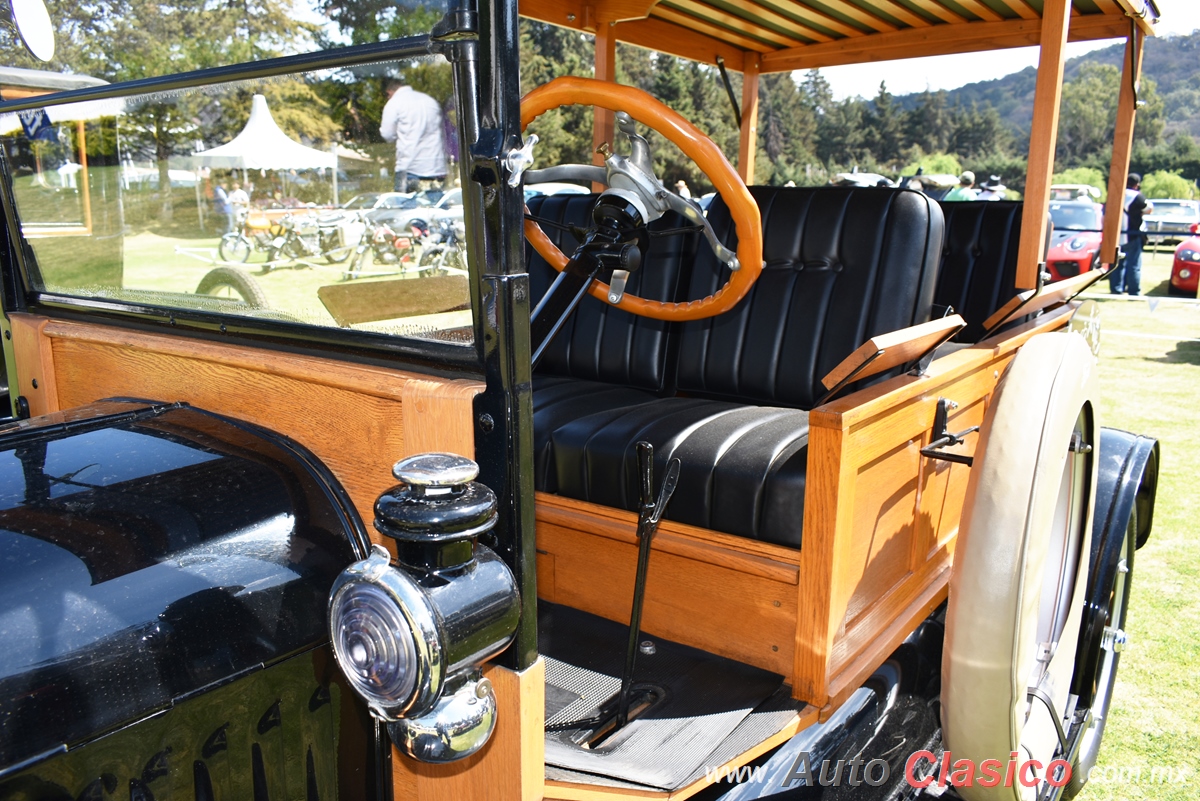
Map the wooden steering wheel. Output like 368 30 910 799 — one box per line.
520 76 763 322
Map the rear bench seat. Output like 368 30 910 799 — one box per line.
934 201 1024 342
528 186 944 548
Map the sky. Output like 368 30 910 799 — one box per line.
819 0 1200 100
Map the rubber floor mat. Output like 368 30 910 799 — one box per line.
540 603 785 790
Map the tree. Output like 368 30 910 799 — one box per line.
1141 170 1198 200
1052 167 1107 201
904 90 952 155
1057 62 1164 167
865 83 903 167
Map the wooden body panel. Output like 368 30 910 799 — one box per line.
536 306 1076 714
6 314 482 544
395 660 547 801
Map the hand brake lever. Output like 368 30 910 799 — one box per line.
617 442 681 727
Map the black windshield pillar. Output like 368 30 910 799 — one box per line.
449 0 537 670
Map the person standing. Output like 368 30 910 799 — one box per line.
977 176 1006 201
228 182 250 223
380 79 447 193
213 182 234 233
1110 172 1153 296
943 171 977 202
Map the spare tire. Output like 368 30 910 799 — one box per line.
942 332 1099 800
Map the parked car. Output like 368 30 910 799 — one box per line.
523 181 589 201
1046 199 1104 281
1169 223 1200 296
368 188 461 232
1144 198 1200 246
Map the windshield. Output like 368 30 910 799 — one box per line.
0 1 449 84
1148 200 1199 218
0 56 473 348
1049 203 1101 232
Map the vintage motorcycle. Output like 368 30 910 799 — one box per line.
417 216 467 275
341 217 424 280
219 210 356 272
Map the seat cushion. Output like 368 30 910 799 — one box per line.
532 375 659 493
550 397 810 548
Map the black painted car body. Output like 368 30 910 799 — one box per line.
0 400 384 798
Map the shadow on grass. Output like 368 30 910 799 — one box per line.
1153 340 1200 366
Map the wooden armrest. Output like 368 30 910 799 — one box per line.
821 314 966 391
979 269 1105 340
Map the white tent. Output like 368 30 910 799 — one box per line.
190 94 336 171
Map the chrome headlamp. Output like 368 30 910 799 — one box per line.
328 454 520 762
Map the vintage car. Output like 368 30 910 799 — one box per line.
1169 224 1200 296
0 0 1163 800
1144 198 1200 247
1046 200 1104 282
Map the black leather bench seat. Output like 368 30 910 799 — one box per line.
527 186 947 550
532 374 660 493
551 397 810 547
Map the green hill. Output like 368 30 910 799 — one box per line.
927 30 1200 141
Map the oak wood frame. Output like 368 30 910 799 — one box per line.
1015 0 1071 290
1101 28 1145 268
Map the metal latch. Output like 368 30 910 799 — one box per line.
919 398 979 466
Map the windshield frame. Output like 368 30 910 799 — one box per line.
0 34 485 373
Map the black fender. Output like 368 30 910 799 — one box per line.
1070 427 1160 705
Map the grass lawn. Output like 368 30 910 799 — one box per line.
120 230 472 333
1080 247 1200 799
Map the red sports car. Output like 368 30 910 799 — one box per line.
1169 223 1200 297
1046 200 1103 281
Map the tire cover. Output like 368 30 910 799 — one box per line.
942 332 1099 800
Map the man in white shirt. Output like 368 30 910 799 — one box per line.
227 182 250 222
380 79 447 193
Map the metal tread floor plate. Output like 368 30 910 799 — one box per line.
539 602 787 791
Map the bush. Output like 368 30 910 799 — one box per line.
1140 170 1198 199
900 151 961 177
1052 166 1108 201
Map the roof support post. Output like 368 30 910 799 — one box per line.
738 52 760 184
592 22 617 192
1015 0 1071 290
1101 28 1145 268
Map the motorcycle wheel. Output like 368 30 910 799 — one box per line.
324 245 353 264
343 249 368 281
218 234 252 263
261 246 280 275
419 246 448 277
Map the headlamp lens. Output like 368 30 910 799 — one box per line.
331 580 417 709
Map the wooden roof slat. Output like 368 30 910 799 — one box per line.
855 0 933 27
801 0 898 32
758 12 1128 73
614 16 747 69
903 0 967 24
1091 0 1123 13
652 4 781 50
951 0 1004 22
747 0 870 37
665 0 824 44
991 0 1039 19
